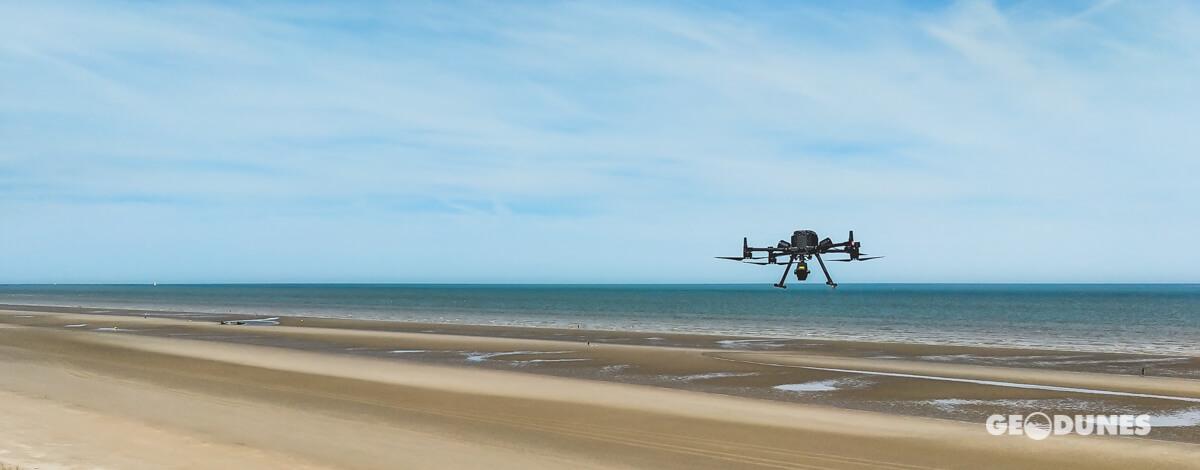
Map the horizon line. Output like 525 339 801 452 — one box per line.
3 282 1198 287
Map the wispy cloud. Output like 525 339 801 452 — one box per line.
2 0 1197 283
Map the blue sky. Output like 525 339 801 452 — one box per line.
2 0 1198 284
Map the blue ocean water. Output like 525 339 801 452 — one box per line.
2 284 1197 355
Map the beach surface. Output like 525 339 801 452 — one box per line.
2 308 1199 469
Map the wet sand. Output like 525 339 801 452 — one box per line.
2 308 1199 469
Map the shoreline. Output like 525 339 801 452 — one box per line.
3 307 1200 468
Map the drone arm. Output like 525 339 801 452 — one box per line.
819 241 852 252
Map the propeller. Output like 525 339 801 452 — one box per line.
714 256 774 265
717 237 758 261
830 255 883 262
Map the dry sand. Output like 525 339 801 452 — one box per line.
1 309 1198 469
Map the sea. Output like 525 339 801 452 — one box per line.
2 283 1197 356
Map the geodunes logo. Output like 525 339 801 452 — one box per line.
985 413 1151 440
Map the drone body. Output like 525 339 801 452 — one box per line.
717 230 881 289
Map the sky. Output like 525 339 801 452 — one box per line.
2 0 1198 284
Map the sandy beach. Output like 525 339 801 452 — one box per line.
2 307 1199 469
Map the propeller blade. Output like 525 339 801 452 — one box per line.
745 261 774 265
830 255 883 262
716 256 772 264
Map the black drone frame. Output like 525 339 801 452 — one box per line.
717 230 881 289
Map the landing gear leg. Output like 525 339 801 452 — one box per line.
774 256 795 289
814 253 837 288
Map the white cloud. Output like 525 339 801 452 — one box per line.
1 0 1197 283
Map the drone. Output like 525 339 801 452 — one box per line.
717 230 881 289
